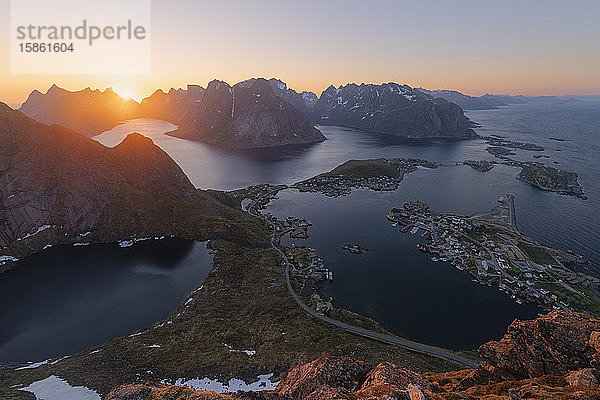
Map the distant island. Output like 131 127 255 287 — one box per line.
464 160 496 172
419 88 583 110
517 164 585 198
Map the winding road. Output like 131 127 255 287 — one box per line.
248 196 480 369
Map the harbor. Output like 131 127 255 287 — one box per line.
386 195 600 315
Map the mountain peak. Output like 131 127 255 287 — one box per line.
118 132 153 147
46 84 66 95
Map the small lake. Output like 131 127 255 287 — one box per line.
0 239 212 362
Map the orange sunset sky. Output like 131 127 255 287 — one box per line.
1 0 599 107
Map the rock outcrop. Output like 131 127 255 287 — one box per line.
313 83 477 138
471 310 600 383
274 356 371 399
167 78 325 148
18 84 141 136
106 311 600 399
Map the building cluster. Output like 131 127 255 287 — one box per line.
388 201 598 314
294 174 399 197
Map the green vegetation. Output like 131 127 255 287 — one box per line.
539 282 600 316
518 243 556 265
324 159 401 179
517 164 584 198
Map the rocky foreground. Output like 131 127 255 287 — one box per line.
107 311 600 399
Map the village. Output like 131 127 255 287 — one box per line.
293 174 399 197
386 196 600 315
292 158 438 197
237 183 600 317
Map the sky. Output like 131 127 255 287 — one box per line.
1 0 599 107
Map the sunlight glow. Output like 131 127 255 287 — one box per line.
113 87 140 102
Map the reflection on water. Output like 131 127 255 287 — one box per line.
0 239 212 362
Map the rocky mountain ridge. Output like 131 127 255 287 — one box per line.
417 88 506 110
167 78 326 148
312 82 476 138
420 89 583 110
18 78 478 146
18 84 140 136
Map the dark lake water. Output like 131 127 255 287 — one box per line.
0 239 212 362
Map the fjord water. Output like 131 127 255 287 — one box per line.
0 240 212 362
94 100 600 275
8 99 589 354
268 188 540 350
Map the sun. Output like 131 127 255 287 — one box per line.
112 87 145 103
114 88 134 100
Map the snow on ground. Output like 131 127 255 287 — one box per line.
119 237 158 248
169 373 278 393
0 255 19 264
21 375 101 400
15 360 49 370
73 242 90 246
17 225 52 241
223 344 256 356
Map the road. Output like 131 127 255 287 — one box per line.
247 197 480 369
508 193 517 227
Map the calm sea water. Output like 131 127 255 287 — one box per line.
31 100 594 351
268 188 539 350
0 239 212 362
94 100 600 275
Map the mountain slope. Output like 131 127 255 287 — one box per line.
313 83 476 138
18 85 140 136
139 84 205 123
268 78 319 116
0 104 265 266
167 78 326 148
